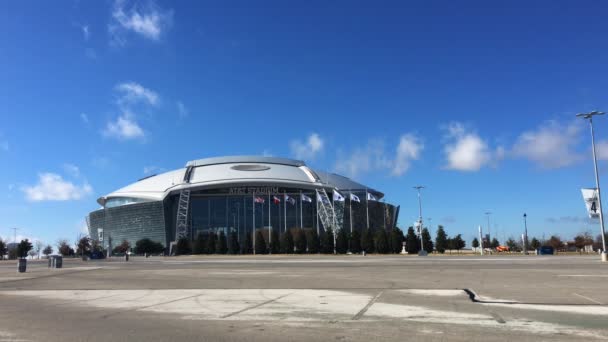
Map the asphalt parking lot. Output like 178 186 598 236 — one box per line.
0 254 607 341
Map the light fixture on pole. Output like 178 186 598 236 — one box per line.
523 213 529 255
577 110 608 262
413 186 427 256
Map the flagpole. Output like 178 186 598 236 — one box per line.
333 192 337 254
366 188 370 230
349 190 353 234
252 193 255 255
316 192 319 235
300 190 303 228
284 191 287 233
268 193 271 253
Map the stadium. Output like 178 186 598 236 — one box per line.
87 156 400 254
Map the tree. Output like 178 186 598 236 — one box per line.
35 240 43 259
216 231 228 254
320 230 334 254
135 238 165 255
360 229 374 253
175 237 191 255
406 227 420 254
574 232 593 253
546 235 563 252
113 240 130 254
57 239 74 256
306 229 320 254
336 229 348 254
452 234 465 253
255 230 267 254
446 237 455 254
435 225 448 254
350 230 362 254
506 238 518 252
77 236 91 258
228 232 240 254
0 238 6 260
206 232 216 254
192 233 206 254
421 228 433 253
374 229 389 254
17 239 33 258
269 230 280 254
42 245 53 258
243 233 253 254
294 229 307 253
490 238 500 249
472 238 479 250
389 228 404 254
530 237 541 250
280 229 294 254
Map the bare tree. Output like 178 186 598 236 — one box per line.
35 240 44 259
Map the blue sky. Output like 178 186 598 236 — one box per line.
2 0 608 246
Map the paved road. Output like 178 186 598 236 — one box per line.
0 255 607 341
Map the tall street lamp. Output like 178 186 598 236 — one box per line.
485 211 491 245
577 110 608 262
413 186 426 256
523 213 529 255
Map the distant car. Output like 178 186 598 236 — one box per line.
538 246 554 255
90 251 106 260
496 246 510 252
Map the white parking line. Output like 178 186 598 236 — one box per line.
573 293 604 305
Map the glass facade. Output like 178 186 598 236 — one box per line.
167 186 399 244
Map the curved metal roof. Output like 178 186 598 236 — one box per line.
97 156 383 205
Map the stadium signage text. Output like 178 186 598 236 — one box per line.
229 186 279 195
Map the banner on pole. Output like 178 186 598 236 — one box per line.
581 188 600 219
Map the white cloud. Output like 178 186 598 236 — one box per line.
392 134 423 176
596 140 608 161
82 25 90 41
177 101 188 119
290 133 324 161
22 173 92 202
80 113 89 124
335 134 423 178
63 164 81 178
115 82 159 106
109 0 173 44
143 165 164 175
103 114 145 140
443 122 496 171
512 120 582 168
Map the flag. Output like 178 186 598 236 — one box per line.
333 191 345 202
301 194 312 203
367 192 377 201
285 194 296 205
350 193 360 203
273 196 281 204
254 196 265 203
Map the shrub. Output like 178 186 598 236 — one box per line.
254 230 267 254
135 238 165 255
175 237 191 255
280 230 294 254
305 229 320 254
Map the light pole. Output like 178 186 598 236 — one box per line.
577 110 608 262
484 211 491 245
413 186 426 256
523 213 529 255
